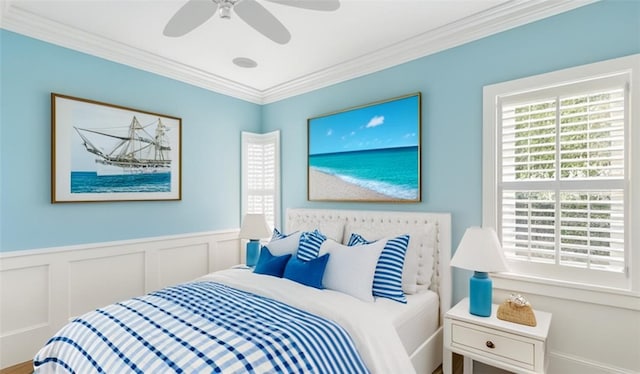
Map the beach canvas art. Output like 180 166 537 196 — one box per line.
308 93 421 202
51 93 182 203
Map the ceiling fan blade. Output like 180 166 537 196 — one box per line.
163 0 218 37
234 0 291 44
264 0 340 11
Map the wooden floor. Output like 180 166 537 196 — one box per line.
1 354 462 374
0 361 32 374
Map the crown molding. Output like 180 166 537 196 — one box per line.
260 0 597 103
0 3 265 104
1 0 596 105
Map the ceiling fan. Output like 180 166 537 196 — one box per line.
164 0 341 45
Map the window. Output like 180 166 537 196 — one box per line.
483 55 639 292
241 131 280 230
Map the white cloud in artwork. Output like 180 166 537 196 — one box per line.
366 115 384 128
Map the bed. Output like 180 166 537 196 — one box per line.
33 208 451 373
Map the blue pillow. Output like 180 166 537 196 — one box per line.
253 247 291 277
348 233 410 303
297 229 327 261
283 253 330 289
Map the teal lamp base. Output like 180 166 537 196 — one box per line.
246 240 260 267
469 271 493 317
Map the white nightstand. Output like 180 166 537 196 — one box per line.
443 298 552 374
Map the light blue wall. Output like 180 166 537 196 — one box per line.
0 30 262 251
261 0 640 302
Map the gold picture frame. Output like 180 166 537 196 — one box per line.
51 93 182 203
307 92 421 202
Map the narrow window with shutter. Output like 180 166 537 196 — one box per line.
483 55 638 292
242 131 280 230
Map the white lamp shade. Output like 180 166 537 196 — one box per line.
238 214 272 240
451 227 509 273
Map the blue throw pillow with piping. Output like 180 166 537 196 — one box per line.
253 247 291 277
283 253 330 289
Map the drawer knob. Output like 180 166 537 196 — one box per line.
486 341 495 349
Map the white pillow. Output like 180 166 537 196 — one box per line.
264 231 302 257
318 239 385 302
343 221 437 294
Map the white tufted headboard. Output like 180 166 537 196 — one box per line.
285 208 451 323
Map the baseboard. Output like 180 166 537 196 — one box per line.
549 351 639 374
0 230 241 369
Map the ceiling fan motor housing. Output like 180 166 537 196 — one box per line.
215 0 241 19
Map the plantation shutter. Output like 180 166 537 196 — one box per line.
242 131 280 229
498 78 627 274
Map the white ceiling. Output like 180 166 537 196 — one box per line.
1 0 593 103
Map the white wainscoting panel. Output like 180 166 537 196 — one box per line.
69 252 146 317
1 264 49 335
158 243 209 289
0 230 240 369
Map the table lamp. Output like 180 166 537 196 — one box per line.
450 227 508 317
238 214 271 267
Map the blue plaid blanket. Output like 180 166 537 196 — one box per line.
34 281 368 373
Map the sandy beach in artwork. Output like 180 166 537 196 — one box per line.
308 168 395 201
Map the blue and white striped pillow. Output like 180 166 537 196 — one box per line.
297 229 327 261
347 233 369 246
271 228 288 240
348 233 410 303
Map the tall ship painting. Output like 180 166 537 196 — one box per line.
74 116 172 176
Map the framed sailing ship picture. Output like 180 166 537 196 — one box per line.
307 92 421 202
51 93 182 203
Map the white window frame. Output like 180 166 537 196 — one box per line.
241 130 281 230
483 54 640 306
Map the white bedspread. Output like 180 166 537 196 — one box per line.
202 268 416 374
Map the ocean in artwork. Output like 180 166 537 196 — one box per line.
71 172 171 193
309 146 419 200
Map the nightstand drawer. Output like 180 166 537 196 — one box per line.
451 322 534 366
